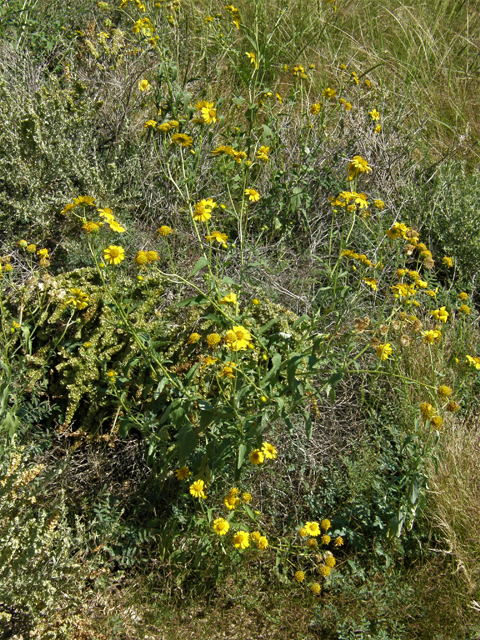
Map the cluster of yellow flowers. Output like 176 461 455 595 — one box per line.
188 325 254 352
17 240 50 267
295 519 342 588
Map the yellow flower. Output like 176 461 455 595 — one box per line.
187 333 201 344
242 492 252 503
107 219 126 233
202 356 218 367
135 251 148 265
220 292 237 305
374 199 385 210
245 188 260 202
347 155 372 181
65 288 89 310
97 207 115 222
299 527 308 537
442 256 453 268
311 582 321 595
364 278 377 291
158 225 173 237
294 571 305 582
220 363 236 379
206 231 228 246
233 530 250 550
73 195 95 207
246 52 258 69
258 536 268 550
200 106 218 124
213 518 230 535
225 325 252 351
459 304 471 315
334 536 344 546
310 103 322 115
60 202 76 215
376 343 393 361
261 442 277 460
103 245 125 265
249 449 264 465
446 401 460 412
193 198 217 222
256 145 270 162
206 333 221 348
369 108 380 121
224 493 240 510
26 244 37 253
37 248 49 259
83 341 91 348
432 415 443 428
323 87 336 99
437 385 453 399
175 466 190 480
17 239 28 248
319 565 331 577
420 402 435 420
457 292 469 301
305 521 321 537
107 369 116 380
171 133 193 147
466 355 480 370
253 298 260 305
364 79 371 87
321 534 331 544
325 555 336 568
146 250 159 263
386 222 408 240
374 124 382 133
251 531 261 542
321 518 331 531
431 307 449 323
144 119 157 128
307 538 318 548
189 479 206 499
82 221 101 234
422 329 441 344
138 79 152 92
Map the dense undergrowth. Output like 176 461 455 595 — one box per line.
1 0 480 639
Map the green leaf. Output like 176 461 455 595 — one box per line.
292 314 310 330
176 294 209 308
261 353 282 387
1 412 18 437
244 504 256 520
177 425 197 465
190 256 208 277
237 444 247 470
305 414 312 440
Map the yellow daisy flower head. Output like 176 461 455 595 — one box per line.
321 518 331 531
376 343 393 361
206 333 221 348
446 401 460 412
97 207 115 222
225 325 252 351
73 195 95 207
187 332 201 344
294 570 305 582
307 538 318 549
17 239 28 248
256 145 270 162
107 369 116 380
305 521 321 537
374 199 385 209
347 155 372 181
224 494 240 510
466 355 480 370
26 244 37 253
319 565 331 577
37 248 49 259
144 119 157 128
251 531 262 542
321 534 331 545
325 555 336 568
175 466 190 480
369 108 380 121
171 133 193 147
258 536 268 550
65 288 89 310
431 307 449 323
422 329 441 344
261 442 277 460
189 479 206 499
135 251 149 266
364 278 377 291
432 415 443 428
107 219 125 233
158 225 173 237
228 487 239 497
245 51 258 69
442 256 453 268
249 449 264 465
206 230 228 247
146 250 159 263
202 355 218 368
220 363 236 379
199 106 218 125
457 292 469 301
311 582 321 595
104 245 125 265
242 492 252 503
220 292 237 305
459 304 471 314
233 530 250 549
299 527 308 537
374 124 382 133
60 202 76 215
82 221 101 234
323 87 336 99
193 198 217 222
334 536 344 547
213 518 230 535
138 78 152 92
437 385 453 399
310 102 322 115
245 188 260 202
420 402 435 420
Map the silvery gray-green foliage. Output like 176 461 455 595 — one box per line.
0 448 101 639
